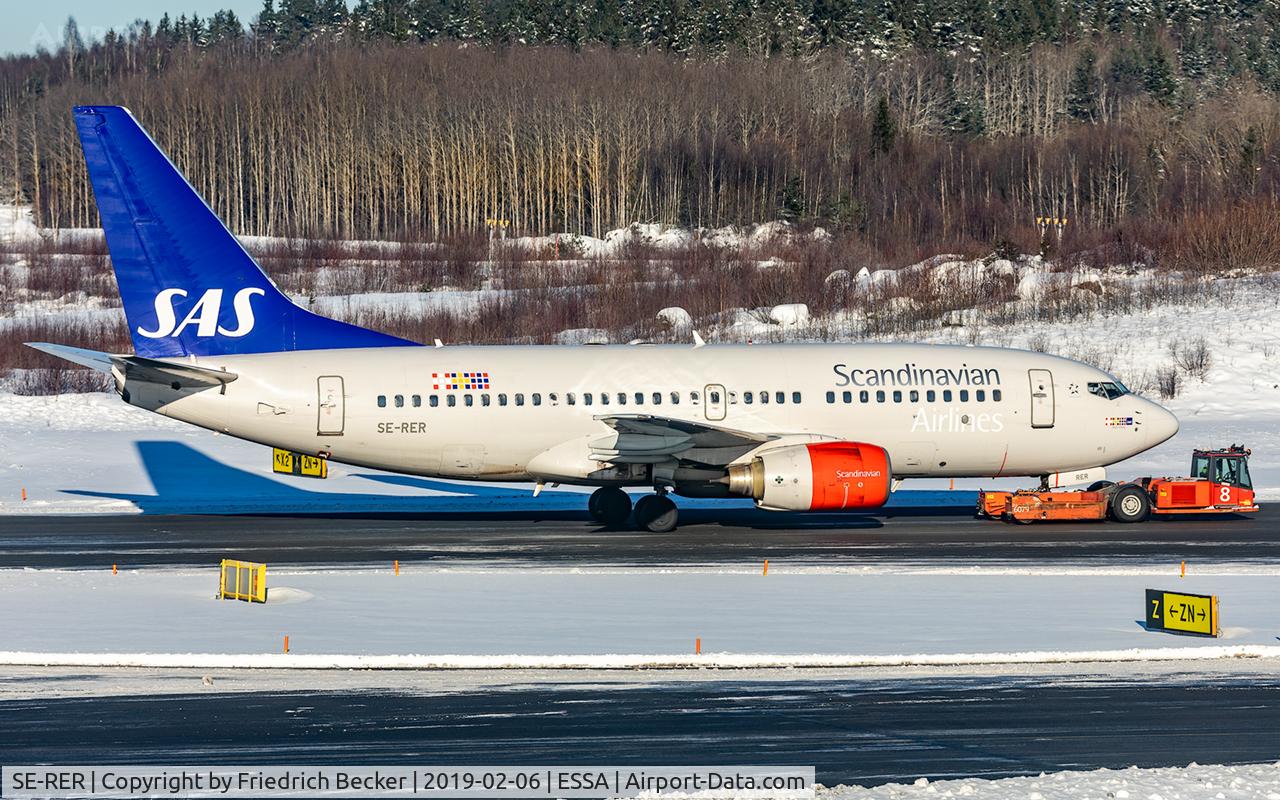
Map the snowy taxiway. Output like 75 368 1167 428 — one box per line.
2 565 1276 667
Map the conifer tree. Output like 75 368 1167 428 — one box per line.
1067 47 1101 121
872 94 896 153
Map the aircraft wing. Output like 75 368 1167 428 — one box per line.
26 343 238 387
590 414 778 466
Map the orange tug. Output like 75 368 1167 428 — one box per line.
978 446 1260 523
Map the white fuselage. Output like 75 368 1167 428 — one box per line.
121 342 1179 487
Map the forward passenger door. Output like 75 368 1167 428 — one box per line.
1028 369 1054 429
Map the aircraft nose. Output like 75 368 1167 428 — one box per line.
1146 402 1180 447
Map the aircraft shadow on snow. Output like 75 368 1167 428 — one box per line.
62 440 969 526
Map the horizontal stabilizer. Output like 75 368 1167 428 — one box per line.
26 342 238 387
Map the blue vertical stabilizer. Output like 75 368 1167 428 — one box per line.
73 105 417 357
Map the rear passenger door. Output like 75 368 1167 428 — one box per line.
317 376 345 435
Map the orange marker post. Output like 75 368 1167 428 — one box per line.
112 563 117 575
394 559 400 576
284 635 290 654
763 559 769 576
21 487 27 501
695 637 701 655
1181 560 1186 578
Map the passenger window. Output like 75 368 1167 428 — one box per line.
533 393 542 406
744 391 754 404
549 392 559 405
860 390 869 403
377 395 387 408
976 389 985 402
447 395 457 407
412 395 421 407
776 391 785 404
993 389 1002 402
584 393 592 406
394 395 404 408
635 392 644 405
430 395 439 408
691 391 700 404
892 390 902 403
498 393 508 406
464 394 474 407
728 391 737 405
670 391 680 405
842 391 852 403
618 393 627 406
792 391 801 404
926 390 936 402
909 390 919 402
943 390 953 402
876 390 886 403
960 390 969 402
826 391 836 404
759 391 769 405
710 390 722 404
653 392 662 405
482 394 491 407
601 392 609 405
567 392 576 406
515 393 525 406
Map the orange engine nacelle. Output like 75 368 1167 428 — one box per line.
727 442 892 511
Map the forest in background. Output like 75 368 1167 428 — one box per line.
0 0 1279 268
4 0 1280 392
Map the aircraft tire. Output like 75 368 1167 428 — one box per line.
634 494 679 533
1109 484 1151 523
589 487 632 526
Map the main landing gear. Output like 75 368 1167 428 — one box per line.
587 487 680 532
588 486 632 526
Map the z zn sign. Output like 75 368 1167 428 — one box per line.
1145 588 1219 637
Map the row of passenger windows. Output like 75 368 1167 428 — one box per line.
376 389 805 409
826 388 1002 404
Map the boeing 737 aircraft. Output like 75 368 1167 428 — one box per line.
31 106 1179 531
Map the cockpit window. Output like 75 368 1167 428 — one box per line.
1215 457 1252 489
1087 381 1128 400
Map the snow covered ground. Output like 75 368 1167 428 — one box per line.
1 567 1275 665
818 762 1280 799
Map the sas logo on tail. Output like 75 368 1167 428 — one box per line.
137 287 266 339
